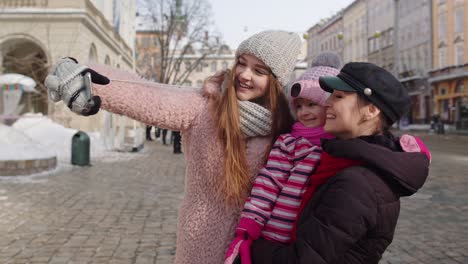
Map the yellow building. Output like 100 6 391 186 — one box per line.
429 0 468 129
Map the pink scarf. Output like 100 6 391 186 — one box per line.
290 122 334 146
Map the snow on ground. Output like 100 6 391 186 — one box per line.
1 113 145 179
0 123 55 160
8 113 108 162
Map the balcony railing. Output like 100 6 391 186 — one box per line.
0 0 48 8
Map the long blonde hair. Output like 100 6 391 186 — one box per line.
212 65 294 207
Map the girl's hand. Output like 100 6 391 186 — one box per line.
45 57 109 116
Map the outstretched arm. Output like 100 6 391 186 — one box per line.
91 64 207 131
45 58 209 132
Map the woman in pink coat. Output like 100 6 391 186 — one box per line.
45 30 301 263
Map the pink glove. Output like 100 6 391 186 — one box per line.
400 134 431 163
224 218 263 264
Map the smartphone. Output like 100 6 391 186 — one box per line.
83 72 92 98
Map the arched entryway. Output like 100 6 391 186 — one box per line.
89 43 98 63
1 37 49 114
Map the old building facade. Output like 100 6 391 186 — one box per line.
319 13 344 61
429 0 468 129
306 25 321 67
366 0 396 72
396 0 433 124
0 0 145 150
180 45 235 88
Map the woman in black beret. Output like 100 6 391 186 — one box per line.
250 62 431 264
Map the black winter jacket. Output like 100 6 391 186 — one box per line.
251 135 430 264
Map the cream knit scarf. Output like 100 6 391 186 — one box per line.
238 100 272 138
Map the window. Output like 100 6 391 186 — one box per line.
183 80 192 86
388 30 393 46
88 44 98 63
454 8 464 33
455 43 464 65
196 80 203 87
438 13 447 39
185 45 195 54
142 37 150 48
219 45 230 55
196 63 203 72
185 61 191 70
440 87 447 95
222 61 229 70
439 47 447 68
424 46 429 69
211 61 217 72
455 80 464 93
408 52 414 70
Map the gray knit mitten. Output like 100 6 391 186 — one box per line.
45 57 109 116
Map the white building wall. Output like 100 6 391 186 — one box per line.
183 53 236 87
0 0 138 137
342 0 367 63
90 0 114 25
115 0 136 52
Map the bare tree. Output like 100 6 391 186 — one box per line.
3 51 49 114
138 0 222 85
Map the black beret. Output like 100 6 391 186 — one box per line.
318 62 411 124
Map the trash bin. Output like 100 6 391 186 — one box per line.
71 131 90 166
437 122 445 135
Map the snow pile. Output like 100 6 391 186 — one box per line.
3 113 108 162
0 123 55 160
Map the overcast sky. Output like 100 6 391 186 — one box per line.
209 0 354 48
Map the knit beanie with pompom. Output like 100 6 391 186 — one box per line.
236 30 301 86
289 52 342 107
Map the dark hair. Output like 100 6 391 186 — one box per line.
356 93 392 136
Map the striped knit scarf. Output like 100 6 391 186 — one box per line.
238 100 272 138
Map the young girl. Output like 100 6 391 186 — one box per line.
224 53 341 264
45 30 301 264
251 62 431 264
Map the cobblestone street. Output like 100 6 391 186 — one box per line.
0 134 467 264
381 133 468 264
0 142 185 264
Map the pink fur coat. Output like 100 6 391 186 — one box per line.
90 65 271 264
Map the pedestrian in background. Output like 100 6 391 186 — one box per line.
146 125 157 141
162 128 168 144
172 130 182 154
45 30 301 264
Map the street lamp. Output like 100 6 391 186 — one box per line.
337 32 344 40
337 32 344 60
